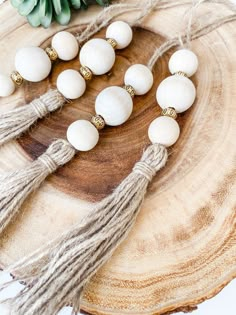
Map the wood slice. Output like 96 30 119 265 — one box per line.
0 2 236 314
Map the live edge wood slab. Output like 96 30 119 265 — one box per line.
0 1 235 314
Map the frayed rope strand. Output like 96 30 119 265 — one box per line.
3 144 167 315
148 13 236 69
0 90 66 146
77 0 206 43
0 139 75 234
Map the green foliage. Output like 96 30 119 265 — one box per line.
11 0 110 28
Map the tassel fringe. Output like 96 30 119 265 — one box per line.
0 90 66 146
0 139 75 234
3 144 168 315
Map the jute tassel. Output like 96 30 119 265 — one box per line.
0 1 183 149
0 90 66 146
3 144 167 315
0 139 75 234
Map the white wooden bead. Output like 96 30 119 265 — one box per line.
156 75 196 113
148 116 180 147
52 31 79 61
15 46 51 82
106 21 133 49
0 74 15 97
57 69 86 100
124 64 153 95
95 86 133 126
168 49 198 77
67 120 99 151
79 38 115 75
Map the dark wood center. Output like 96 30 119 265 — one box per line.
18 27 170 201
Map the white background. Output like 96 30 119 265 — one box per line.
0 0 235 314
0 271 236 315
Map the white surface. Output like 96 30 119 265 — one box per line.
52 31 79 61
57 69 86 99
177 279 236 314
79 38 116 75
148 116 180 147
156 75 196 113
15 46 51 82
168 49 199 77
106 21 133 49
124 64 154 95
67 120 99 151
95 86 133 126
0 74 15 97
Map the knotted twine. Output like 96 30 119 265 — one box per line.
0 139 75 234
0 90 65 146
2 144 168 315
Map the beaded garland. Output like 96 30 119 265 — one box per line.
149 48 198 147
0 0 235 311
66 47 198 152
0 21 133 97
0 16 201 315
0 17 200 237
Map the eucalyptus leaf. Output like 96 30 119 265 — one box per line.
39 0 47 17
52 0 62 15
81 0 88 10
11 0 110 27
10 0 24 9
96 0 109 6
27 1 41 27
18 0 37 16
40 0 53 28
70 0 81 10
54 0 71 25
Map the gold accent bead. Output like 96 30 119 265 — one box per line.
106 38 118 49
123 85 136 98
79 66 93 81
10 71 23 86
173 71 188 77
161 107 178 120
45 47 58 61
91 115 106 130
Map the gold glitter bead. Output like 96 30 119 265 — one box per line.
173 71 188 77
106 38 118 49
45 47 58 61
91 115 106 130
161 107 178 120
79 66 93 81
10 71 23 86
123 85 136 98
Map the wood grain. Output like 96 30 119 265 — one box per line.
0 1 236 315
18 27 163 202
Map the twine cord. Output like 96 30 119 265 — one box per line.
0 89 65 146
2 144 168 315
133 161 157 181
38 154 58 173
0 139 75 235
31 100 49 119
147 13 236 69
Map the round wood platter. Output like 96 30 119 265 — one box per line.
0 1 236 314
